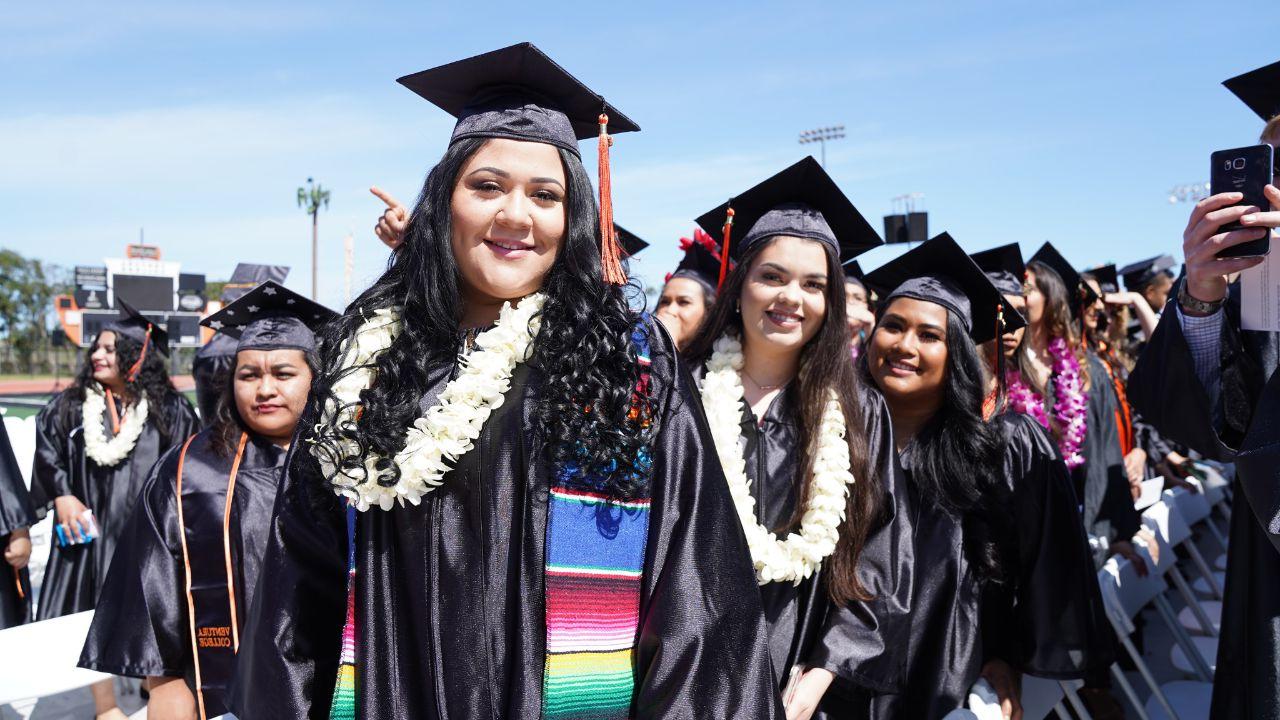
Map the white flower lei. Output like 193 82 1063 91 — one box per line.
700 334 855 585
312 293 546 512
82 385 149 467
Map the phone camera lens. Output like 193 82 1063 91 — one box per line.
1234 158 1247 170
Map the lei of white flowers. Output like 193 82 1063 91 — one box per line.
700 334 854 585
82 385 149 467
312 294 546 512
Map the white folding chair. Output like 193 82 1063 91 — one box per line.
1141 500 1221 640
1096 552 1215 720
0 611 109 706
1167 481 1228 583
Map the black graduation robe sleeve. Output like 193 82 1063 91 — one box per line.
993 413 1115 679
1129 292 1280 553
806 385 913 695
0 419 36 537
79 445 189 678
30 393 73 510
633 324 785 718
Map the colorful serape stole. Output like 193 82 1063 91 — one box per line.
328 504 358 720
542 324 654 720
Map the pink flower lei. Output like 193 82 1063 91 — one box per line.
1003 337 1088 469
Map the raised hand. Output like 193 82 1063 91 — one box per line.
1181 185 1280 309
371 186 409 250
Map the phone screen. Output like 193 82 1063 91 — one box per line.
1211 144 1274 258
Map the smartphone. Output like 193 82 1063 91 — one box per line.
1211 144 1273 258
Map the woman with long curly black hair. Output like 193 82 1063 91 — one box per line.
861 234 1112 719
230 44 780 720
30 300 198 719
681 157 907 720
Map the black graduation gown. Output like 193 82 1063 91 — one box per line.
1128 289 1280 720
229 324 785 720
1076 354 1140 559
30 388 199 619
78 430 286 717
872 413 1113 719
0 419 36 628
192 333 237 426
710 378 911 714
991 413 1115 680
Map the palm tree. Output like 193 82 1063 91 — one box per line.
297 177 331 300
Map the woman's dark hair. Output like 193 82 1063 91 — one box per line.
862 305 1014 584
684 236 879 605
1018 260 1090 394
307 137 651 501
210 348 322 457
66 331 183 440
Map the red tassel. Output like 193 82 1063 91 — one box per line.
597 114 626 286
126 326 151 383
716 208 735 292
993 299 1003 407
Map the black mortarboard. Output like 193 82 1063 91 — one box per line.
1029 242 1100 315
970 243 1026 298
221 263 290 304
106 296 171 356
1223 60 1280 122
200 281 337 354
1118 255 1176 291
398 42 639 157
615 225 648 257
1083 264 1119 294
844 260 867 282
863 233 1027 344
669 230 727 292
694 156 883 266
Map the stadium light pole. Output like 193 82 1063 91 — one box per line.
798 125 846 168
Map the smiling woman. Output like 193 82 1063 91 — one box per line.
681 158 915 720
229 43 784 720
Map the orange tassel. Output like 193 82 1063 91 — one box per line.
716 207 735 291
105 388 121 434
597 114 627 286
126 325 151 383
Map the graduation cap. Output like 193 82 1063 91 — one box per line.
221 263 290 304
200 281 337 354
844 260 867 282
667 229 729 293
397 42 638 286
970 243 1026 298
1029 242 1100 315
615 225 648 257
105 297 171 382
1223 60 1280 122
863 233 1026 345
1083 264 1119 294
398 42 639 156
1118 255 1176 292
694 156 883 288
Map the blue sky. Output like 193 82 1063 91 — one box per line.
0 1 1274 309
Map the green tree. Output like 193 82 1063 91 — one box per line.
0 249 69 373
297 177 331 300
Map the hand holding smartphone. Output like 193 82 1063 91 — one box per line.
1210 144 1275 258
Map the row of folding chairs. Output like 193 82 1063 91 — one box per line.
948 461 1234 720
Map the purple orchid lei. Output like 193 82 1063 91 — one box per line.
1004 337 1088 469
